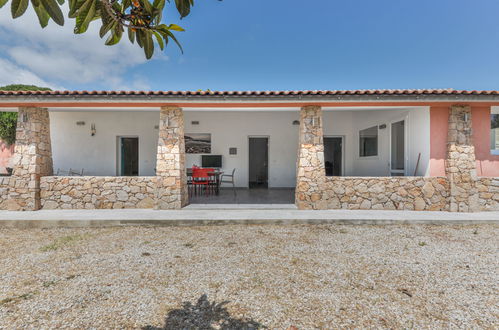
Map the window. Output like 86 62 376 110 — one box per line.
359 126 378 157
492 108 499 155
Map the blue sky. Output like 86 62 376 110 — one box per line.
0 0 499 91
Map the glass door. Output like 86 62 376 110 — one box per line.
390 120 405 176
324 136 343 176
119 137 139 176
248 137 269 188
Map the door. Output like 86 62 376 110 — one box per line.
390 120 405 176
324 137 343 176
119 137 139 176
248 137 269 188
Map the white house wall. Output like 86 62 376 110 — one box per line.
49 108 430 187
50 111 159 176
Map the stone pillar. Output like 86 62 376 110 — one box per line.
8 107 53 211
154 106 188 209
295 105 325 210
445 105 479 212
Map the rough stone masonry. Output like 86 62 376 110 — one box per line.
7 107 52 211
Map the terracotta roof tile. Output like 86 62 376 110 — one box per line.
0 89 498 97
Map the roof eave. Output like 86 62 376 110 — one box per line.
2 93 499 104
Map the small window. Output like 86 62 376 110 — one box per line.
492 109 499 155
359 126 378 157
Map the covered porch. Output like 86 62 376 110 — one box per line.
0 89 497 212
6 104 431 207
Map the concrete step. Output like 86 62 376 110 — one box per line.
0 209 497 228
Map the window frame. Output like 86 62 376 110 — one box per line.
359 125 379 158
491 108 499 156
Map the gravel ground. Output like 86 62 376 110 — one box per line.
0 224 498 329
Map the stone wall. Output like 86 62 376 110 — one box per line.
446 105 479 212
8 107 53 211
40 176 156 209
154 106 188 210
296 105 325 207
0 176 11 209
477 177 499 211
297 176 450 211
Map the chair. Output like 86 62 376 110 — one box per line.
69 168 84 176
221 168 236 195
191 168 212 196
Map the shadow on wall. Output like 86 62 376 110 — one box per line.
142 294 263 330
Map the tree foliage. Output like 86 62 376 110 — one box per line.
0 85 52 146
0 0 200 59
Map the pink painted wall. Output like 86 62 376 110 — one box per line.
430 105 499 177
0 140 14 174
472 106 499 176
429 106 448 176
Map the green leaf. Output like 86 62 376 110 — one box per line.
168 23 184 31
140 0 153 15
0 0 9 9
99 18 115 38
153 31 164 50
40 0 64 25
174 0 193 19
136 29 145 48
143 31 154 59
105 24 122 45
32 0 50 27
164 29 183 53
128 27 136 43
11 0 29 18
56 0 64 4
152 0 164 9
68 0 85 17
74 0 96 34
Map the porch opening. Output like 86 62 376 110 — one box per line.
184 110 298 205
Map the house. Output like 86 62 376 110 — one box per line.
0 89 497 212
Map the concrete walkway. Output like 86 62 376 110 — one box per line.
0 207 497 228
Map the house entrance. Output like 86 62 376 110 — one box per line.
248 137 269 188
118 137 139 176
324 136 344 176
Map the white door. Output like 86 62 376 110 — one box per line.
390 120 406 176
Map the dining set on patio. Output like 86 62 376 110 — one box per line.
187 166 236 196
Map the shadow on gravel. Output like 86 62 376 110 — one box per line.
143 294 263 330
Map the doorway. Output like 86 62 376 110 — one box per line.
248 137 269 188
390 120 406 176
118 137 139 176
324 136 344 176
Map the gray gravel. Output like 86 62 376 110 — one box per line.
0 224 498 329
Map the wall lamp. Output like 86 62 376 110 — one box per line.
91 124 96 136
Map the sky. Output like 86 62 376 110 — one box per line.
0 0 499 91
